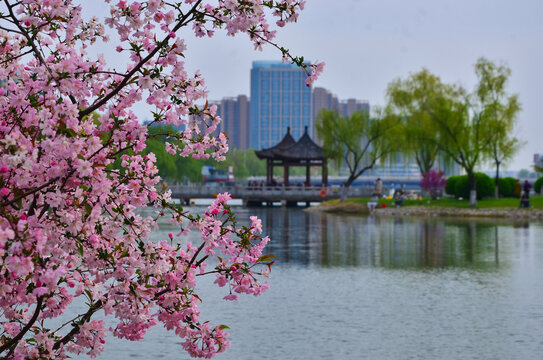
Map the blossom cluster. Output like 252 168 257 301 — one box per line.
0 0 321 359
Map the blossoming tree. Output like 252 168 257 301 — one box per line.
0 0 323 358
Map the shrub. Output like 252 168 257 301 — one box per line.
535 177 543 194
497 177 516 197
454 173 494 199
445 175 461 196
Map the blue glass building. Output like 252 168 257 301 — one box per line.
250 61 312 149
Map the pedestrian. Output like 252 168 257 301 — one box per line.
375 178 382 197
513 179 522 198
520 190 530 208
524 180 531 194
389 183 395 197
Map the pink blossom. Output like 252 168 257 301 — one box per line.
0 0 313 357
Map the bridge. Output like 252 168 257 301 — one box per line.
168 184 375 206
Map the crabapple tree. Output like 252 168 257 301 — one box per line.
0 0 323 358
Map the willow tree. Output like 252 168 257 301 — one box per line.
427 76 494 207
474 58 522 198
315 109 400 200
386 69 445 174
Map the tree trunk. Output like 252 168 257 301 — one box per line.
494 162 500 199
340 185 348 202
339 176 356 202
468 172 477 207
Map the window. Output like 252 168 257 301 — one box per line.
292 127 300 139
282 92 290 103
282 105 290 116
272 116 280 124
272 128 279 140
282 80 290 90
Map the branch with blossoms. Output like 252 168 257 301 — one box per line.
0 0 321 359
192 1 325 87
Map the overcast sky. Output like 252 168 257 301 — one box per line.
87 0 543 171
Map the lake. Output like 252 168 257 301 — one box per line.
96 206 543 360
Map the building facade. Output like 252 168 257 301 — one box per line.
312 87 338 124
337 98 370 118
216 95 250 150
250 61 312 149
313 87 370 121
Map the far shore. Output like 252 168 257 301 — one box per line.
307 197 543 220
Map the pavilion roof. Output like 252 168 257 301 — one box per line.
255 126 324 161
254 127 297 159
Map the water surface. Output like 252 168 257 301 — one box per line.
97 207 543 359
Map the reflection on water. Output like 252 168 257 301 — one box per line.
254 207 509 270
95 206 543 360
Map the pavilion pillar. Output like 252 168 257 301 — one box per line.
266 160 272 185
284 163 289 186
306 162 311 186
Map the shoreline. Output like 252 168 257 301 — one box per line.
306 202 543 220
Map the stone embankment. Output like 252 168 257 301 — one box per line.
308 203 543 220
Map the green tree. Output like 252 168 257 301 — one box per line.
386 69 444 174
144 125 206 183
315 109 400 199
417 69 496 206
474 58 522 198
145 139 178 180
209 148 266 180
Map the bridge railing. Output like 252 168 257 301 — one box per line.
168 184 376 200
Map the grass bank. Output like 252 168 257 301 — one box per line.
340 195 543 209
310 196 543 219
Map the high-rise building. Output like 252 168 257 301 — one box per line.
250 61 312 149
216 95 250 150
312 88 370 129
337 98 370 118
312 87 338 123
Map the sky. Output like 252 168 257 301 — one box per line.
87 0 543 171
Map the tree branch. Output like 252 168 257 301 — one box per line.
79 0 203 119
0 297 43 356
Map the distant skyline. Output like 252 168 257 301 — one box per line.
84 0 543 171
